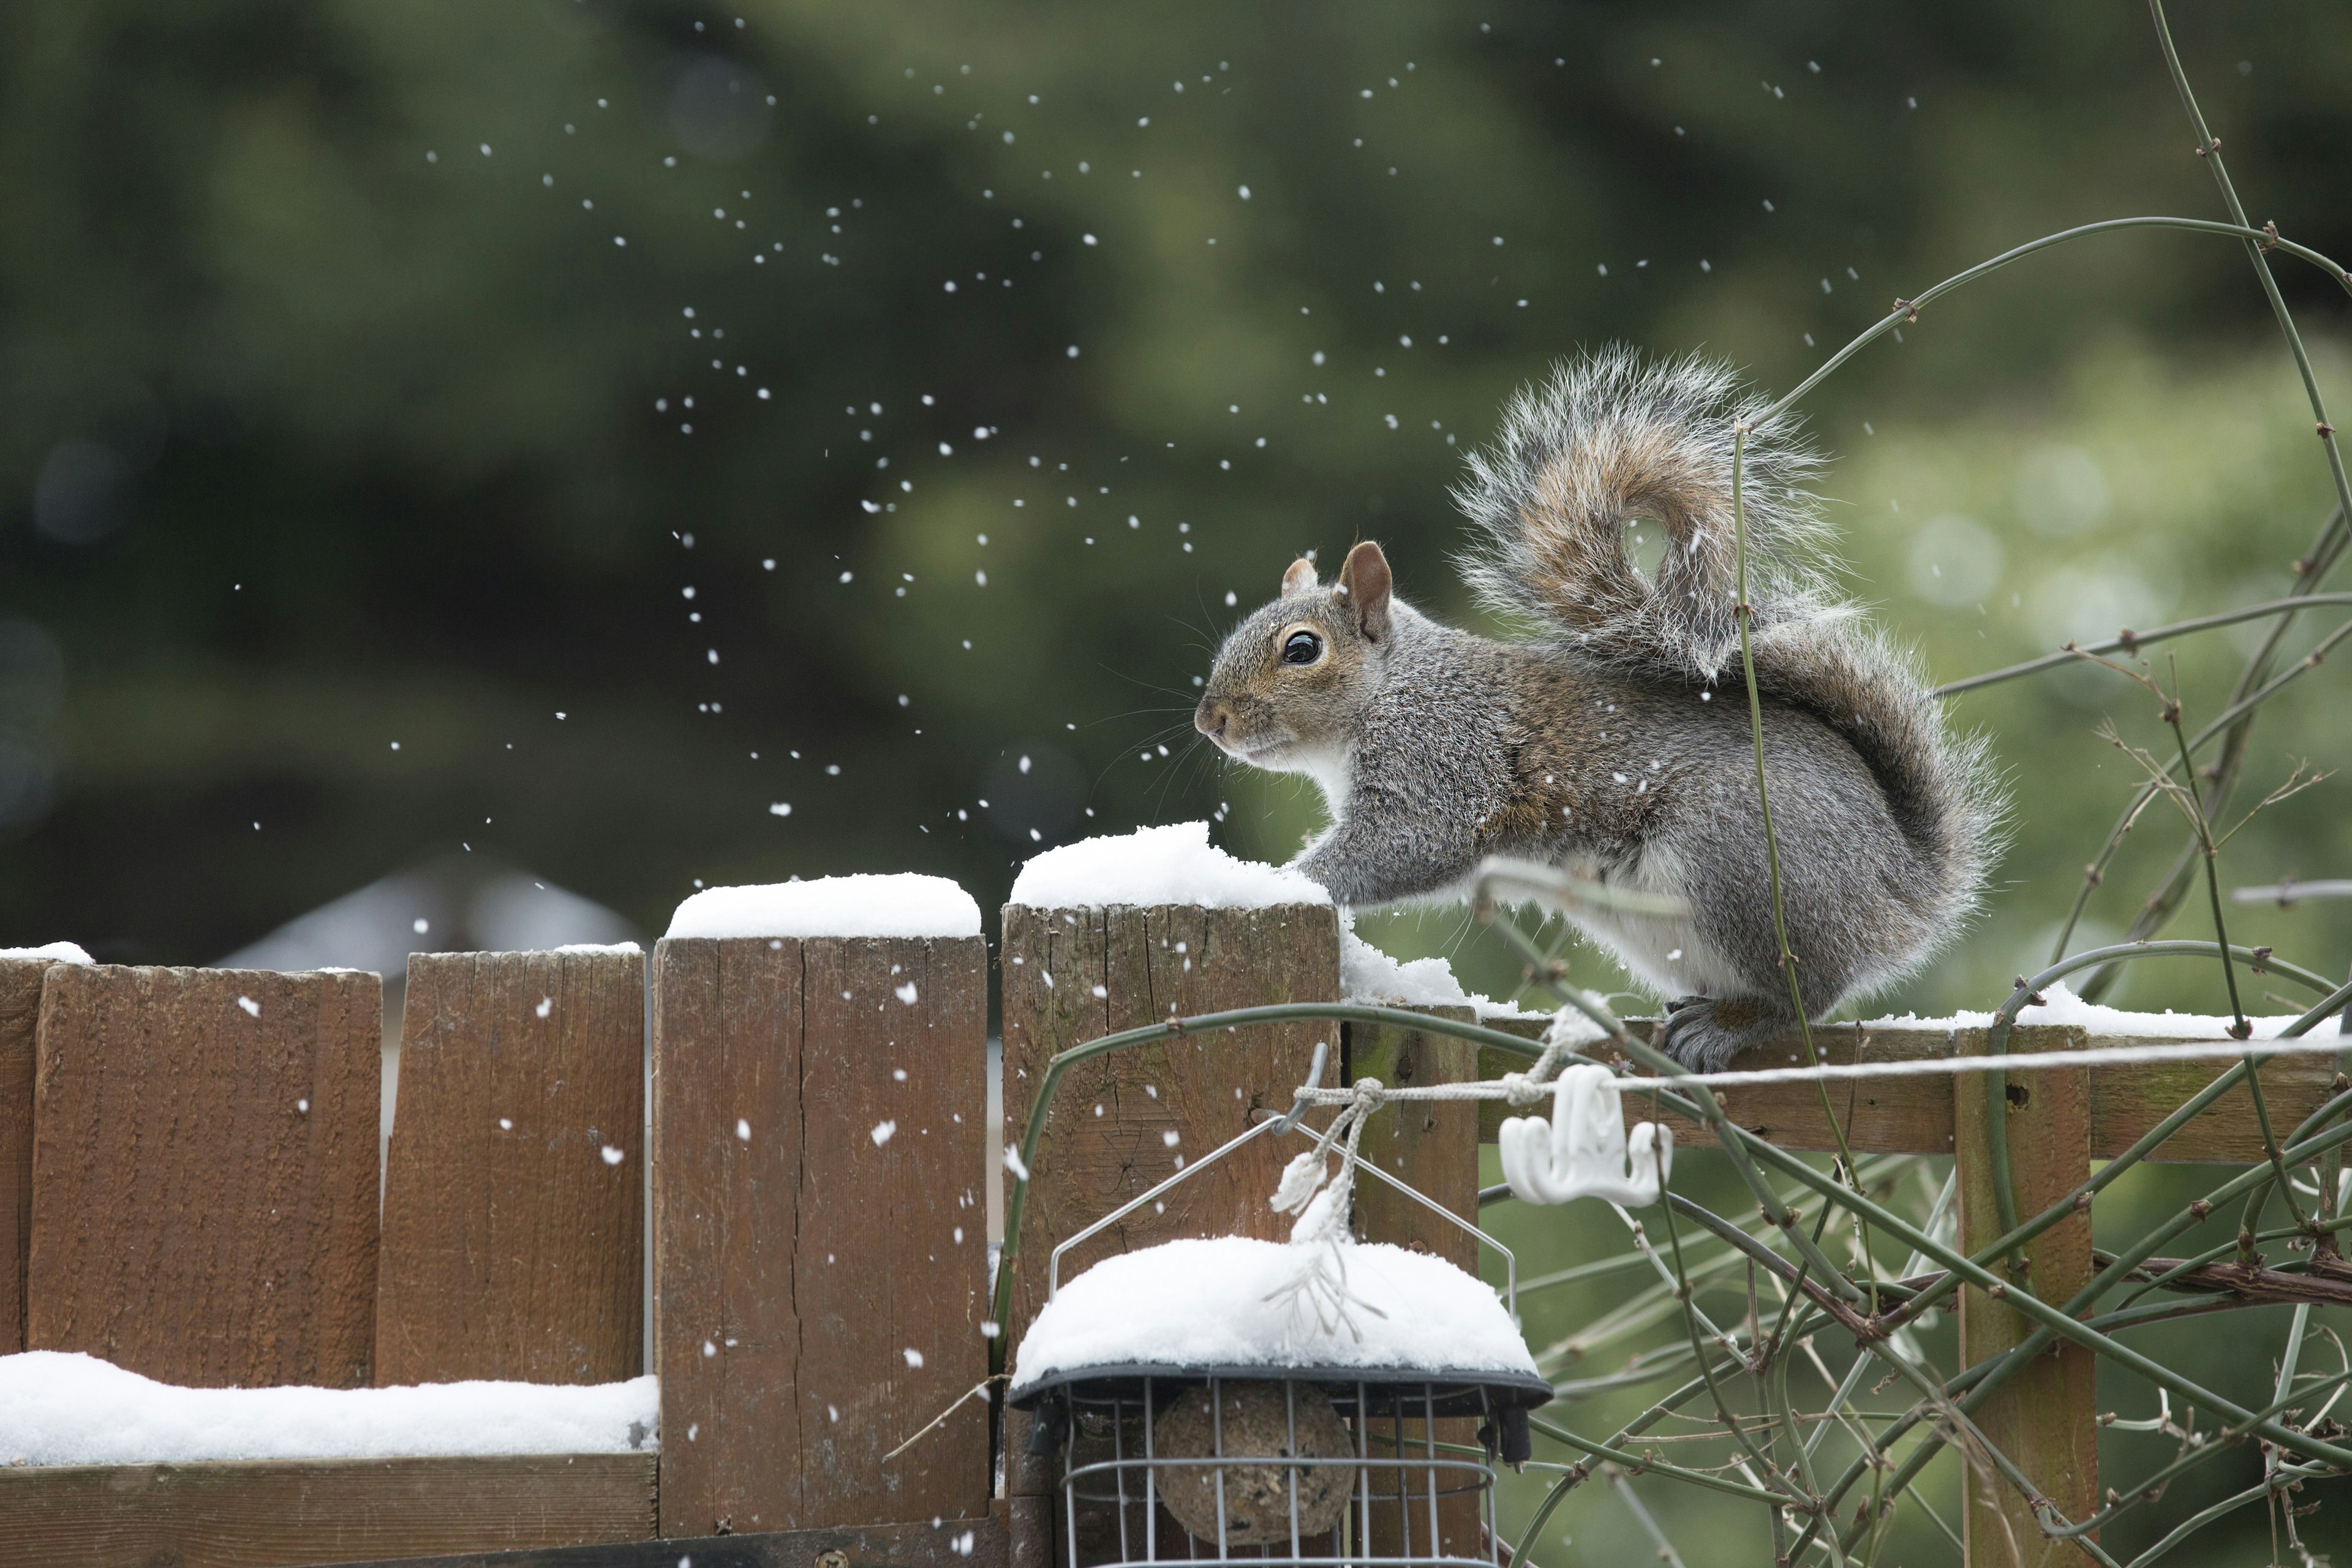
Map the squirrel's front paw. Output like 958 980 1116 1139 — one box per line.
1656 997 1798 1074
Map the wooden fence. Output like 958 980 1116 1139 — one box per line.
0 910 2333 1568
0 938 995 1568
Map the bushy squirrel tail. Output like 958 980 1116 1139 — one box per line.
1454 345 2003 930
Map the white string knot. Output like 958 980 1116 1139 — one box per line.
1498 1063 1673 1207
1499 1071 1547 1108
1502 1004 1600 1106
1269 1078 1384 1221
1265 1077 1389 1340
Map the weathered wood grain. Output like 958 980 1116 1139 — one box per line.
375 949 646 1387
1346 1011 1483 1564
652 934 802 1539
652 933 989 1540
998 903 1341 1348
0 957 47 1354
1348 1009 1481 1267
28 965 382 1387
1461 1013 2341 1163
795 935 989 1530
1956 1026 2099 1564
0 1453 655 1568
312 1508 1011 1568
1000 903 1337 1566
2086 1046 2340 1164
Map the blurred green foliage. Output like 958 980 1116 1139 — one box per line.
2 0 2345 999
4 0 2351 1559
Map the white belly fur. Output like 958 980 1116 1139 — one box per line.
1560 837 1743 1001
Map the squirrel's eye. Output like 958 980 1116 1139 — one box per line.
1281 630 1322 666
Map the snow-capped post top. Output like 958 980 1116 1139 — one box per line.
1008 821 1330 910
665 875 982 941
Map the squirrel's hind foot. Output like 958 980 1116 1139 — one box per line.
1657 996 1800 1074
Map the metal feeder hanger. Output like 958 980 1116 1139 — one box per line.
1008 1042 1554 1568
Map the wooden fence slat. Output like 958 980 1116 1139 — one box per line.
1346 1010 1483 1564
28 965 382 1387
0 957 46 1354
652 935 802 1539
998 902 1340 1565
0 1453 656 1568
1460 1013 2340 1163
1956 1025 2099 1564
375 949 646 1386
652 933 989 1540
795 936 990 1529
998 902 1342 1346
1348 1009 1481 1267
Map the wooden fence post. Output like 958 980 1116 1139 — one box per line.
997 900 1340 1560
998 901 1341 1341
0 957 46 1355
375 948 646 1385
652 932 989 1539
1956 1024 2098 1565
28 965 382 1387
1346 1004 1485 1562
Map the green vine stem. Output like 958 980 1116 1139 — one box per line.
1932 590 2352 698
2052 603 2352 981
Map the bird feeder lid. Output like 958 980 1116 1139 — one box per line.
1008 1236 1549 1412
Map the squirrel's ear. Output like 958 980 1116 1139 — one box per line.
1338 540 1393 643
1280 557 1319 596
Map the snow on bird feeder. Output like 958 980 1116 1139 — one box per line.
1008 1044 1551 1567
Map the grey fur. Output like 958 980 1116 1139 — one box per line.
1196 350 2007 1072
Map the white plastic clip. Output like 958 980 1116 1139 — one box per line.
1496 1063 1672 1207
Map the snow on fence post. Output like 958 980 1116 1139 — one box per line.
1955 1024 2098 1565
651 878 990 1541
0 954 53 1354
997 825 1343 1540
375 946 647 1386
27 963 382 1387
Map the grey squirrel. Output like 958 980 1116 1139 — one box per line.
1193 349 2003 1072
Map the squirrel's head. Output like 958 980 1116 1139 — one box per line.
1195 540 1394 772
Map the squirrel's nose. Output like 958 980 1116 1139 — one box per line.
1194 698 1229 741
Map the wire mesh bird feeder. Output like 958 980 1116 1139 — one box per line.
1007 1046 1553 1568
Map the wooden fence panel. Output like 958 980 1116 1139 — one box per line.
998 902 1341 1346
375 949 646 1386
0 1453 656 1568
653 933 989 1540
28 965 381 1387
0 957 45 1354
